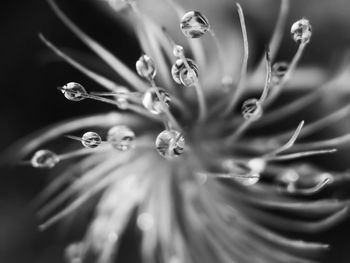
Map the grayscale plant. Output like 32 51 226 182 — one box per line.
7 0 350 262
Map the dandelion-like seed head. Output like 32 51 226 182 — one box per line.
14 0 350 262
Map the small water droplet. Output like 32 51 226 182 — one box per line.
81 132 102 148
136 54 156 80
241 98 263 120
291 18 312 44
115 87 129 110
137 213 154 231
31 149 59 168
237 173 260 186
180 11 210 38
173 45 184 58
107 0 134 11
156 130 185 159
171 59 199 87
107 125 135 151
65 242 84 263
142 88 171 114
61 82 87 101
272 62 289 85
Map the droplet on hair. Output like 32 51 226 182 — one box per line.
107 125 135 151
180 11 210 38
272 62 289 85
173 45 184 58
171 59 199 86
142 88 171 114
81 132 102 148
61 82 87 101
291 18 312 44
107 0 134 11
156 130 185 159
31 149 59 168
241 98 263 120
64 242 85 263
236 173 260 186
137 213 154 231
115 87 129 110
136 54 156 80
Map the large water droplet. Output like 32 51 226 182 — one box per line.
171 59 199 87
65 242 84 263
241 98 262 120
61 82 87 101
180 11 210 38
272 62 289 85
291 18 312 44
81 132 102 148
142 88 171 114
156 130 185 159
107 125 135 151
31 149 59 168
136 54 156 80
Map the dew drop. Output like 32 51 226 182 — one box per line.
107 0 134 11
137 213 154 231
173 45 184 58
61 82 87 101
65 242 84 263
115 87 129 110
171 59 199 87
107 125 135 151
241 98 263 120
291 18 312 44
156 130 185 159
279 169 300 185
237 173 260 186
271 62 289 85
136 54 156 80
142 88 171 114
31 149 59 168
180 11 210 38
81 132 102 148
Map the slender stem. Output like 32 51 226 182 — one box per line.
224 3 249 116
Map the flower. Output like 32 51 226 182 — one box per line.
7 0 350 262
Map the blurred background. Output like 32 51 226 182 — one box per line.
1 0 350 262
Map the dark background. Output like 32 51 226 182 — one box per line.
1 0 350 262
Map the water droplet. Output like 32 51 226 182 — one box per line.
107 0 134 11
247 158 266 173
156 130 185 159
137 213 154 231
31 149 59 168
180 11 210 38
107 125 135 151
241 98 263 120
136 54 156 80
291 18 312 44
115 87 129 110
173 45 184 58
272 62 289 85
171 59 199 86
81 132 102 148
237 173 260 186
61 82 87 101
279 169 299 185
142 88 171 114
65 242 84 263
